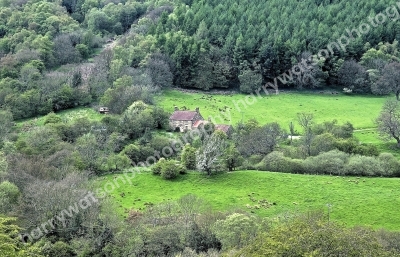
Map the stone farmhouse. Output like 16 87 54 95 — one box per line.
169 107 203 132
169 107 233 135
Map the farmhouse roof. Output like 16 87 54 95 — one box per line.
215 124 232 133
193 120 207 128
193 120 232 133
170 111 198 121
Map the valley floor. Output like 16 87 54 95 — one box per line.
95 170 400 231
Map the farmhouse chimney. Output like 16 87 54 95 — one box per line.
174 106 178 111
195 107 199 113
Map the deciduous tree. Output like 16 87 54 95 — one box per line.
147 53 173 88
223 145 243 172
0 181 20 214
375 62 400 100
298 113 315 156
237 122 285 156
376 99 400 147
338 60 370 93
196 131 227 175
212 213 259 250
0 217 43 256
181 144 196 170
0 109 13 141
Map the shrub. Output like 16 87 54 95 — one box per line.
151 158 166 175
335 139 378 156
241 154 265 170
311 120 354 139
354 144 379 156
105 153 131 172
288 158 305 174
23 126 62 156
345 155 383 176
332 122 354 138
257 151 292 172
122 144 155 164
101 115 120 133
181 144 196 170
223 145 243 172
161 162 179 179
44 112 62 125
335 138 359 154
248 155 264 165
150 135 171 153
311 123 326 135
310 133 336 156
0 181 20 214
50 117 93 143
378 153 400 177
212 213 259 250
187 222 222 253
42 241 76 257
281 146 304 159
236 212 394 257
177 163 187 174
155 159 186 180
303 150 348 175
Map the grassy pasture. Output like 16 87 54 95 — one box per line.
158 90 388 129
15 107 104 129
95 171 400 230
354 129 400 158
160 89 400 155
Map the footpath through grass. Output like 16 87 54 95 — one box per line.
158 90 388 129
95 171 400 231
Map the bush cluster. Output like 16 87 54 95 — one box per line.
152 158 186 180
256 150 400 177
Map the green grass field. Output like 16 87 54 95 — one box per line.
95 171 400 230
15 107 104 129
158 90 388 129
160 89 400 155
14 91 400 231
354 129 400 157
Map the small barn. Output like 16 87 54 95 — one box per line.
215 124 233 137
99 107 109 114
193 120 233 137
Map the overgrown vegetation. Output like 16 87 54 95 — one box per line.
2 0 400 255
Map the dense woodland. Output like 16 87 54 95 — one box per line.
3 0 400 256
1 0 400 119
